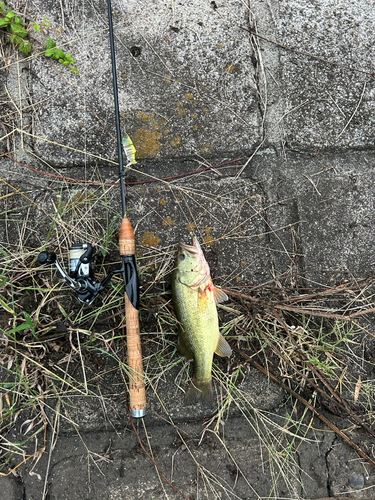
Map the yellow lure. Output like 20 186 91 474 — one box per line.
122 134 137 165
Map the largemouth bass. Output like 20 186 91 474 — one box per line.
172 235 232 405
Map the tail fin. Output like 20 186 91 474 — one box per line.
185 377 213 406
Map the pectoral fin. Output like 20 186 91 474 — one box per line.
215 333 232 357
213 286 228 304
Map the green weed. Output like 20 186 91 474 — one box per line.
0 2 78 72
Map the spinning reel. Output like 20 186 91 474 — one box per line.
38 242 138 307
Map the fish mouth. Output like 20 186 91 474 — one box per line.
178 242 199 256
176 235 210 286
178 235 201 256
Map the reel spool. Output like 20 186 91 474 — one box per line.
69 243 94 279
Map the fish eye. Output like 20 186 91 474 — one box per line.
178 254 185 261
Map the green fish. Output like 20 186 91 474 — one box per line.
172 235 232 405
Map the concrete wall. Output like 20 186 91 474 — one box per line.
3 0 374 283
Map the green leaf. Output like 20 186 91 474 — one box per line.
7 323 30 335
0 2 5 13
14 35 24 46
0 18 8 26
41 15 51 27
0 297 13 314
31 22 40 33
19 40 31 55
70 67 79 74
10 23 27 37
40 35 79 72
44 36 56 49
24 312 33 328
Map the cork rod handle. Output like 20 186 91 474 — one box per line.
119 217 146 418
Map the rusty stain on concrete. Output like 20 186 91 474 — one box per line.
162 216 173 226
203 234 214 246
200 144 212 155
137 111 154 122
176 101 186 116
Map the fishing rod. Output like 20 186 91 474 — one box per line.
37 0 146 419
107 0 146 419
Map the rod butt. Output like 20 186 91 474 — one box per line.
131 408 146 418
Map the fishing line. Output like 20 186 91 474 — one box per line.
82 1 88 240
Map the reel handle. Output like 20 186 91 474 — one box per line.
37 251 57 264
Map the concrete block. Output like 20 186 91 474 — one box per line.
27 0 261 167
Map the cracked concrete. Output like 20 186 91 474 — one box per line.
325 431 375 498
